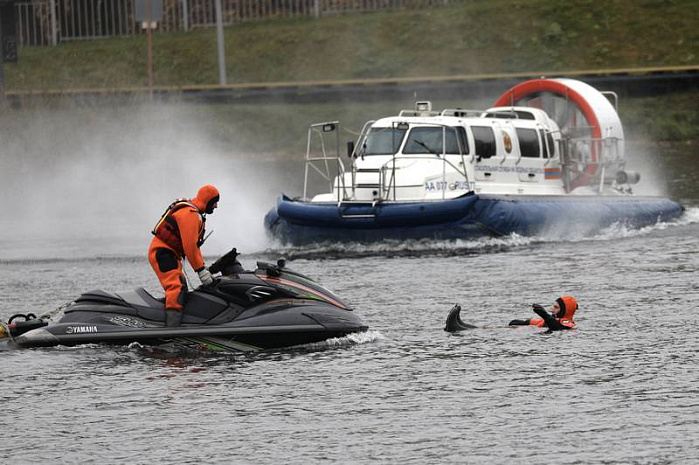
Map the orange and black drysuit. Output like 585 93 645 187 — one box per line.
148 185 220 313
508 296 578 331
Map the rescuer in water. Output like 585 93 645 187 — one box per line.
149 185 220 327
445 296 579 332
508 295 578 331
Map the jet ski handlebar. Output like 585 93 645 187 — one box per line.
209 247 289 279
255 259 286 277
209 248 244 276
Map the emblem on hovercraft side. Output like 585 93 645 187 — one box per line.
503 131 513 153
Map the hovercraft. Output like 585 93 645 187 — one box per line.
0 249 368 352
264 78 683 244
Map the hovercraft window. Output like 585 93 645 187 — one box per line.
484 110 535 120
403 127 469 155
363 127 408 155
545 132 555 158
516 128 541 158
471 126 496 158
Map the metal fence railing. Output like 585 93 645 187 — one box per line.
14 0 452 46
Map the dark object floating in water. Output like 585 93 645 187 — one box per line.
444 304 478 332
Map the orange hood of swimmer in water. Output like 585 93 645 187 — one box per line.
555 295 578 322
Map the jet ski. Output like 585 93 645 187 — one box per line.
1 249 368 352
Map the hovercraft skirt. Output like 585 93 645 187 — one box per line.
264 193 683 244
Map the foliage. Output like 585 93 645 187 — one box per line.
4 0 697 88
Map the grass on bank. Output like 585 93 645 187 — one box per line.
5 0 698 90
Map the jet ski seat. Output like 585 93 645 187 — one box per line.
118 288 230 324
71 289 166 322
116 288 167 322
117 288 165 310
73 288 232 324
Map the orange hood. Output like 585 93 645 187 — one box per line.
191 185 220 214
556 296 578 321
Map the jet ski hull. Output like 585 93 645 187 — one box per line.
13 300 366 351
14 321 366 351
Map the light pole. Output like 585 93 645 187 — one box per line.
136 0 162 98
146 0 154 97
0 12 4 93
214 0 227 85
0 0 19 96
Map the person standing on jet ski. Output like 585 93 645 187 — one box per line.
149 185 220 327
508 296 578 331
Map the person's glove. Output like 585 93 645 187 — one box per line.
531 304 548 319
198 268 214 286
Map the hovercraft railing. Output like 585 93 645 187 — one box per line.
340 123 471 218
335 119 383 219
303 118 478 218
559 136 624 193
379 154 469 202
302 121 351 202
301 119 472 219
301 119 379 218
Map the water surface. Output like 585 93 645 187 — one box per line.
2 212 698 463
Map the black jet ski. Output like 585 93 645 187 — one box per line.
2 249 368 352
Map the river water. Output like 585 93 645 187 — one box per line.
1 101 698 463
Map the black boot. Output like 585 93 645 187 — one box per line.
165 309 182 327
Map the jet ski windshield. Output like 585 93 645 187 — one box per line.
208 249 351 310
252 261 351 311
